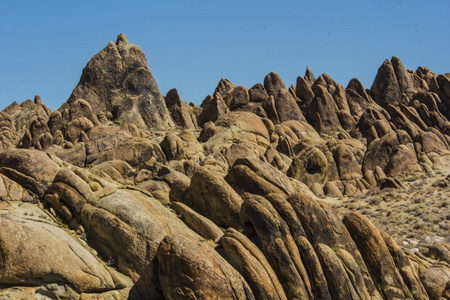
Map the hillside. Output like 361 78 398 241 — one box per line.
0 33 449 299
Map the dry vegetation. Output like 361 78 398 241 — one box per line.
325 170 450 253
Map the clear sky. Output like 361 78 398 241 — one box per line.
1 1 449 111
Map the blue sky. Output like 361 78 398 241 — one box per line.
1 1 449 111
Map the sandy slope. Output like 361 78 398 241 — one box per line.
320 170 450 253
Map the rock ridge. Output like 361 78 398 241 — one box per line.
0 34 449 299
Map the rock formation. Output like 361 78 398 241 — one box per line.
0 33 449 299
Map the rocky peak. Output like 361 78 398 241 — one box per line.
391 56 416 98
61 33 174 131
214 78 236 97
164 88 197 129
371 56 417 108
115 32 129 47
1 38 450 299
264 72 286 96
304 66 316 86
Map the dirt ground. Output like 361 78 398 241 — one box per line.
320 170 450 253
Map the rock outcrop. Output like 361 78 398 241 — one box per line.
61 33 174 131
1 34 449 299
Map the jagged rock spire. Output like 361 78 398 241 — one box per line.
60 33 174 130
115 32 129 46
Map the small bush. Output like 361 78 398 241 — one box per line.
403 289 412 298
55 216 69 229
203 239 216 248
89 181 101 191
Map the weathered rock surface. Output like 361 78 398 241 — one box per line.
0 148 60 198
1 34 449 299
343 212 411 299
165 88 197 129
0 202 131 299
181 166 243 228
61 33 174 131
157 234 255 300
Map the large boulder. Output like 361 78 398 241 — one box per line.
228 157 296 195
240 194 310 299
81 187 201 298
296 75 314 107
419 265 450 299
4 97 52 147
346 78 377 117
165 88 197 129
343 212 411 299
224 85 250 110
198 93 229 126
89 136 166 169
202 111 271 166
0 173 32 201
157 234 255 300
371 58 403 107
181 167 244 228
0 149 60 198
288 146 328 188
264 72 286 97
274 89 305 122
307 85 342 133
0 202 129 297
221 228 288 300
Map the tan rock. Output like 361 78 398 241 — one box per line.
381 231 428 300
296 75 314 106
81 187 200 298
160 133 186 161
343 212 410 299
0 173 32 201
182 167 243 228
0 148 60 197
307 85 342 133
226 163 285 196
249 82 269 103
420 265 450 299
288 146 328 188
0 211 120 294
233 157 296 195
157 234 255 300
427 242 450 264
91 137 166 169
315 244 362 300
324 181 343 197
274 89 305 122
165 88 197 129
240 194 310 299
62 34 174 130
198 93 229 126
332 143 363 180
221 228 288 300
371 58 403 107
224 85 250 110
265 193 332 300
172 201 223 242
264 72 286 97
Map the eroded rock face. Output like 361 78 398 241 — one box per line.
0 148 60 198
0 202 131 299
180 167 243 228
157 234 255 300
61 33 174 130
343 212 411 299
165 88 197 129
2 35 450 299
0 211 119 293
